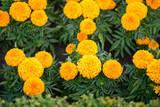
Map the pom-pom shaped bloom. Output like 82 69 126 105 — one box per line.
125 0 143 4
126 2 148 20
121 12 140 31
148 41 159 50
66 0 80 2
77 32 88 42
66 44 76 54
18 58 44 81
80 18 96 35
136 36 151 45
108 0 116 9
103 60 123 79
31 10 48 27
5 48 26 67
147 60 160 84
28 0 47 10
80 0 100 19
23 77 45 97
60 62 78 81
63 1 82 19
133 50 154 69
146 0 160 10
35 51 53 68
77 55 101 79
0 10 10 27
9 2 31 21
153 85 160 96
95 0 112 10
77 40 98 55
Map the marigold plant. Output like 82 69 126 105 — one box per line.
66 44 76 54
77 32 88 42
28 0 47 10
153 85 160 96
0 10 10 27
95 0 112 10
125 0 143 4
136 36 151 45
108 0 116 9
146 0 160 10
148 41 159 50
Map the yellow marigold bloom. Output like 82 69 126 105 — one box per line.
60 62 78 81
77 40 98 55
136 36 151 45
35 51 53 68
23 77 45 97
28 0 47 10
153 85 160 96
121 12 140 31
80 18 96 35
147 59 160 84
126 2 148 20
5 48 26 67
66 44 76 54
18 58 44 81
103 60 123 79
125 0 143 4
31 10 48 27
146 0 160 10
108 0 116 9
95 0 112 10
0 10 10 27
148 41 159 50
80 0 100 19
77 55 101 79
66 0 80 2
77 32 88 42
9 2 31 21
133 50 154 69
63 1 82 19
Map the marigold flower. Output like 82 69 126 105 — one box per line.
80 18 96 35
148 41 159 50
77 55 101 79
133 50 154 69
77 40 98 55
66 44 76 54
121 12 140 31
146 0 160 10
80 0 100 19
28 0 47 10
63 1 82 19
108 0 116 9
103 60 123 79
147 59 160 84
126 2 148 20
125 0 143 4
77 32 88 42
13 0 20 1
95 0 112 10
23 77 45 97
35 51 53 68
60 62 78 81
31 10 48 27
18 58 44 81
9 2 31 21
0 10 10 27
66 0 80 2
153 85 160 96
136 36 151 45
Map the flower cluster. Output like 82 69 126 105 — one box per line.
5 48 53 97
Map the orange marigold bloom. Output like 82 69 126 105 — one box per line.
80 18 96 35
136 36 151 45
63 1 82 19
18 58 44 81
103 60 123 79
108 0 116 9
28 0 47 10
5 48 26 67
66 0 80 2
133 50 154 69
126 2 148 20
125 0 143 4
23 77 45 97
80 0 100 19
77 55 101 79
35 51 53 68
31 10 48 27
153 85 160 96
66 44 76 54
95 0 112 10
121 12 140 31
60 62 78 81
0 10 10 27
77 40 98 55
9 2 31 21
77 32 88 42
148 41 159 50
146 0 160 10
13 0 20 1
